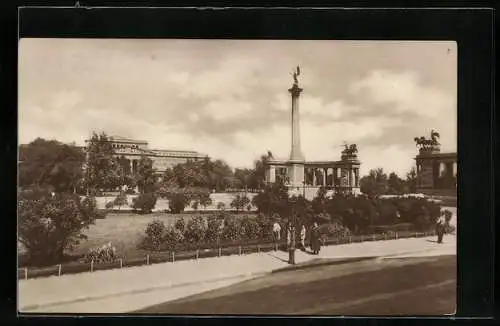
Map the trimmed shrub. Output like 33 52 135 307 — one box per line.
184 216 207 247
162 226 184 251
169 193 189 214
230 194 251 212
318 221 351 240
105 201 114 209
240 215 261 241
132 193 157 214
143 219 166 251
257 215 274 241
216 202 226 211
174 217 186 233
221 215 241 242
205 215 224 244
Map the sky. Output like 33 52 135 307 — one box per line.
18 39 457 177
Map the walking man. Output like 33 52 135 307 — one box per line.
436 214 446 244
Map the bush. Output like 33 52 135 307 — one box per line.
143 219 166 251
205 215 224 244
105 201 114 209
184 216 207 246
18 191 98 266
162 226 184 251
83 242 118 263
216 202 226 211
240 216 261 241
221 215 241 242
257 215 274 241
318 221 351 240
174 217 186 233
132 193 157 214
113 192 129 209
230 194 251 212
442 209 453 223
169 193 189 214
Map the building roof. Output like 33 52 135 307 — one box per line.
108 135 148 144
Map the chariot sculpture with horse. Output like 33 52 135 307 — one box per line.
341 143 358 159
414 129 441 153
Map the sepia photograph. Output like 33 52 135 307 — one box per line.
18 39 457 315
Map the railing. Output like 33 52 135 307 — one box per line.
18 230 438 281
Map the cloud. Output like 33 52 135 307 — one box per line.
203 98 253 122
349 70 454 118
18 39 457 176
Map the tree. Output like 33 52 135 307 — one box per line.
85 132 122 193
135 157 157 194
234 168 253 190
359 168 389 197
406 167 418 193
19 138 85 193
199 194 213 210
131 193 157 214
157 185 210 214
18 188 99 265
387 172 406 195
252 178 290 216
248 154 269 191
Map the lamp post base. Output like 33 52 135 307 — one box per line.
288 248 296 265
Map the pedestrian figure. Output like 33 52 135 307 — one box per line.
310 222 321 255
273 221 281 243
436 215 446 243
300 225 306 251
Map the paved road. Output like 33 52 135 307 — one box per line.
135 255 456 316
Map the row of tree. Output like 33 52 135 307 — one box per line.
359 167 418 197
18 132 269 196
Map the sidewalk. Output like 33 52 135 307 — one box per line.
19 234 456 314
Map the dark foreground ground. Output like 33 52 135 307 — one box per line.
135 255 456 316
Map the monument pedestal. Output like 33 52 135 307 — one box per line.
288 162 305 188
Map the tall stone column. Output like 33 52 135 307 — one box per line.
354 168 359 187
289 84 305 162
348 168 353 187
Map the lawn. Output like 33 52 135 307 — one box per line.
71 211 257 258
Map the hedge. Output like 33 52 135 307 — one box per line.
18 229 438 280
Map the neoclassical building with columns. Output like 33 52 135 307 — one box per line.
414 131 457 196
84 135 208 177
264 67 361 197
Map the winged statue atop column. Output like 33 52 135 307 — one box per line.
292 65 301 86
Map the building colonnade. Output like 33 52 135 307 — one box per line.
267 164 360 188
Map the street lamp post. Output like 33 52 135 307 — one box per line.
288 204 296 265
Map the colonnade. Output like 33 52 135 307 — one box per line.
266 164 360 188
304 166 360 188
116 157 139 175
